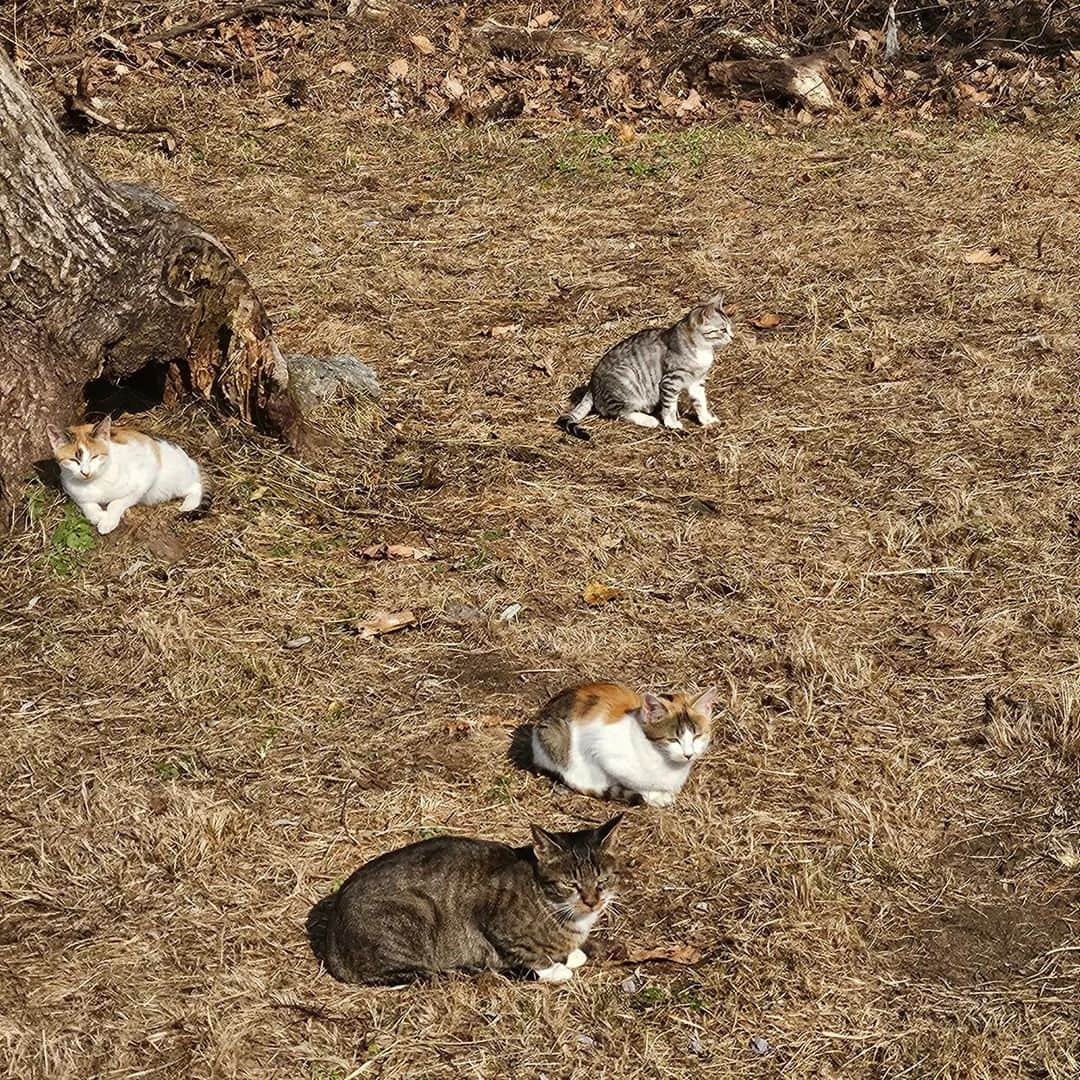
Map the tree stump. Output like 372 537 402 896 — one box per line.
0 51 302 505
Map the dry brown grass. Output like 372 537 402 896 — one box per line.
2 78 1080 1079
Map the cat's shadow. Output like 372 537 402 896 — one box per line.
507 723 540 775
305 891 336 970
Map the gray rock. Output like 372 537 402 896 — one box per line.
285 352 382 412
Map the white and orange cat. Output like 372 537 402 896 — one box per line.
531 682 716 807
47 417 206 534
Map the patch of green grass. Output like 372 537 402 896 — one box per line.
41 504 97 576
306 1066 346 1080
25 481 49 523
629 983 709 1014
154 755 201 781
544 126 722 185
486 776 514 804
453 547 493 571
255 726 280 760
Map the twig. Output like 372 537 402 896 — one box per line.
140 0 345 43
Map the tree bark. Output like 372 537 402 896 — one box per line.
0 51 302 504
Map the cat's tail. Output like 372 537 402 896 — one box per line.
183 490 213 520
555 386 593 441
180 475 213 520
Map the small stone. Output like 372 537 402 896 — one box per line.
285 352 382 412
443 602 485 625
283 635 311 650
750 1035 772 1056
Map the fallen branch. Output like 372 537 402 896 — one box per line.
474 18 615 66
61 60 177 139
140 0 342 44
161 44 258 78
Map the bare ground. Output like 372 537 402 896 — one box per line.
2 87 1079 1078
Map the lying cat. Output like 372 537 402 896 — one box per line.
556 295 732 439
532 682 716 806
323 815 622 985
47 417 206 534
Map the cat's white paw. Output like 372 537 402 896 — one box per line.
536 962 574 984
566 948 588 970
97 516 120 535
698 412 718 426
622 412 660 429
662 417 684 431
642 790 677 808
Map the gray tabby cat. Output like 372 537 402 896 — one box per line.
323 816 623 985
556 294 732 440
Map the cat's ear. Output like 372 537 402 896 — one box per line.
45 424 66 450
91 415 111 441
640 692 669 725
593 813 623 848
708 292 725 312
692 686 720 719
530 825 565 860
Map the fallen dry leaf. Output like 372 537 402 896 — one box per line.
442 74 465 99
676 88 704 116
624 944 703 965
259 117 286 130
752 311 782 329
962 247 1006 266
487 323 521 337
387 58 410 80
360 543 435 561
924 622 961 644
409 34 436 55
530 355 554 376
330 61 357 76
583 581 620 606
615 121 635 143
358 609 416 638
475 713 516 728
444 713 515 735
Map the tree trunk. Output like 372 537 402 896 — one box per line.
0 51 302 505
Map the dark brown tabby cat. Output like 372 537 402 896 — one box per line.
323 816 623 985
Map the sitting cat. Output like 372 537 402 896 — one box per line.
323 815 622 985
531 682 716 806
47 417 206 535
556 295 732 440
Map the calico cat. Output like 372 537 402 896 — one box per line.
323 816 623 985
47 417 207 534
556 295 732 440
532 683 716 806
